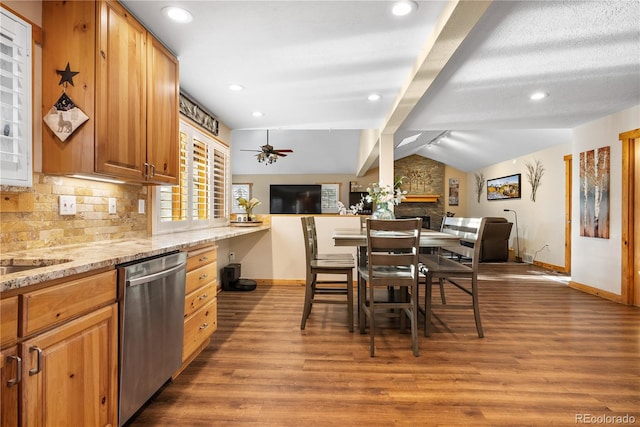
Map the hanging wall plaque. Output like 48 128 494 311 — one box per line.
43 62 88 142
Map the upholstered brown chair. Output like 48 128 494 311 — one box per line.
358 218 422 357
300 217 355 331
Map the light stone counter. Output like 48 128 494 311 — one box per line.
0 224 270 292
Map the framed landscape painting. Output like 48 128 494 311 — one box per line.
487 173 521 200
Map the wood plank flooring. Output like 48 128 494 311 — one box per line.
129 264 640 426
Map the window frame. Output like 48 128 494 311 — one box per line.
153 118 230 234
0 6 33 187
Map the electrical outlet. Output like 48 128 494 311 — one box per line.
138 199 145 214
229 252 235 261
108 197 117 214
59 195 76 215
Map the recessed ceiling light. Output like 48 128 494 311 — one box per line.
162 6 193 23
252 111 264 117
368 93 382 101
392 1 417 17
530 92 548 101
228 84 244 91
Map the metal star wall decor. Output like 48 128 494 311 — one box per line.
56 62 79 86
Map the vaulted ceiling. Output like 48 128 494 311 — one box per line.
122 1 640 174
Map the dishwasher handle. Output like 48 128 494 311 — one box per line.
126 261 187 288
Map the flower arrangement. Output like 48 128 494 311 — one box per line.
237 197 260 220
336 199 364 215
365 178 406 206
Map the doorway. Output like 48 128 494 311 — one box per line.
620 128 639 307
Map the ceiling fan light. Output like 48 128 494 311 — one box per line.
252 111 264 117
368 93 382 101
228 84 244 91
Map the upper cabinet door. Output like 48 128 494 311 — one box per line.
146 36 179 185
95 0 147 181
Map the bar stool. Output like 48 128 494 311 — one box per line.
358 218 422 357
300 217 355 331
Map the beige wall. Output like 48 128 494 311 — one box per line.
571 104 639 295
231 173 374 215
467 142 572 267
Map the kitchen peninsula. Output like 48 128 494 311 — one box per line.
0 224 269 292
0 224 269 426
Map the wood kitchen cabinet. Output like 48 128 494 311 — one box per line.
175 246 218 377
1 346 20 427
20 303 118 427
1 296 20 427
42 0 179 184
0 269 118 427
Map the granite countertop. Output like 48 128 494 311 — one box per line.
0 224 270 292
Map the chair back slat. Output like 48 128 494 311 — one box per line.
301 216 317 264
360 218 422 356
365 218 421 283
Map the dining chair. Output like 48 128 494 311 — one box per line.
300 217 356 332
306 216 355 261
418 217 488 338
358 218 422 357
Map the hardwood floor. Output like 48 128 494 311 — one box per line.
129 264 640 426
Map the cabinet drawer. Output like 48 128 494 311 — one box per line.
21 270 117 336
182 298 217 361
0 296 18 347
186 247 217 272
184 282 216 319
185 262 217 295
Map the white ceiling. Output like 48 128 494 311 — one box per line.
122 0 640 174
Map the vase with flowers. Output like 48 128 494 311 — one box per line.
365 178 406 220
237 197 261 221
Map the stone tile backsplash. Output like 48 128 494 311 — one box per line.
0 173 148 252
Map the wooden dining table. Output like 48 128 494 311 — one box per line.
332 226 463 330
332 227 461 249
332 227 462 266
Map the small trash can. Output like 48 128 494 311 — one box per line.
222 263 257 291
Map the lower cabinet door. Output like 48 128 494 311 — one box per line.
182 298 217 362
1 345 20 427
20 304 118 427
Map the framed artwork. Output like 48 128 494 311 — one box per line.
579 146 610 239
448 178 459 206
320 183 340 213
487 173 521 200
232 183 251 213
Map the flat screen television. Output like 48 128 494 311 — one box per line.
270 184 322 214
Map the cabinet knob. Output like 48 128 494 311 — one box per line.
199 273 208 280
199 322 209 330
198 293 208 300
199 256 209 262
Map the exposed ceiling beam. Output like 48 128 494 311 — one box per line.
357 0 492 176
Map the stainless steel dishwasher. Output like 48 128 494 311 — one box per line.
117 251 187 426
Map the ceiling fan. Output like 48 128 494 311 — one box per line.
241 130 293 164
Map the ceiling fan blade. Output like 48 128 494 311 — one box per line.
273 149 293 153
240 149 261 152
275 153 288 157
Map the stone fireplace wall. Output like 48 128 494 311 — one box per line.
394 154 445 230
